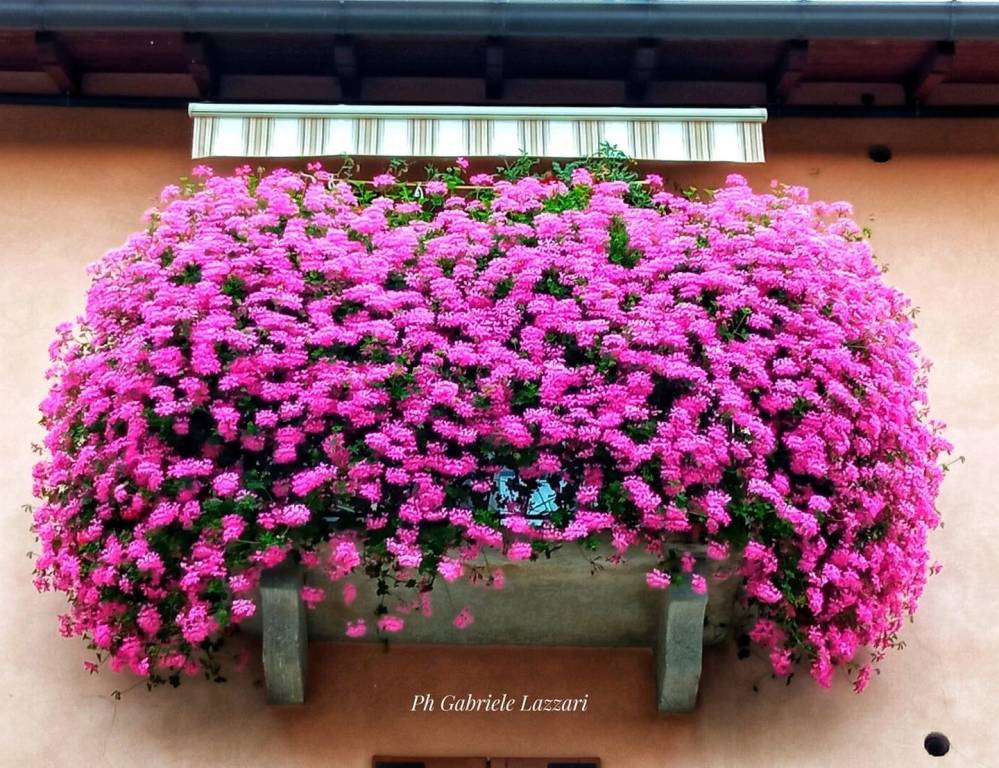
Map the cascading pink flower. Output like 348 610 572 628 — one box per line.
31 161 949 691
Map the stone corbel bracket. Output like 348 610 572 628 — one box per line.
654 549 742 714
260 561 308 704
655 572 709 713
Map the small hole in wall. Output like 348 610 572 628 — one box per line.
924 732 950 757
868 145 893 164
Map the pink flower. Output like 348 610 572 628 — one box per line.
221 514 245 544
300 550 320 568
419 590 433 617
177 603 218 643
301 586 325 610
137 605 162 635
506 542 533 561
377 615 405 633
453 607 474 629
681 550 696 574
770 648 795 676
810 652 835 688
437 558 463 582
852 664 874 693
646 569 671 590
329 537 361 579
212 472 241 498
231 599 256 622
256 546 288 568
750 581 783 604
329 584 353 609
490 569 506 590
274 504 311 527
706 540 729 561
345 619 368 638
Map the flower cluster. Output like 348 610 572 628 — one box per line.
31 156 948 691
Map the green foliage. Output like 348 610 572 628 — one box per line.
497 153 539 182
535 268 573 298
607 217 641 268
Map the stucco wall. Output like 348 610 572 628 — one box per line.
1 106 995 768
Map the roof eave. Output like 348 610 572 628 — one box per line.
5 1 999 40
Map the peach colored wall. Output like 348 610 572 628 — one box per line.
1 106 996 768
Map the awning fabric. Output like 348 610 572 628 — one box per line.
189 104 767 163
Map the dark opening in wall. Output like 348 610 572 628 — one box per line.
924 732 951 757
375 763 425 768
868 145 893 163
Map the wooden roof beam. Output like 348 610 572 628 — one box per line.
183 33 217 98
909 41 956 105
485 36 504 100
769 39 809 105
35 31 77 95
333 35 360 102
626 39 658 104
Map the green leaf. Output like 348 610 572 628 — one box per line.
607 217 640 268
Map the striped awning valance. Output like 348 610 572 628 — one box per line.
189 104 767 163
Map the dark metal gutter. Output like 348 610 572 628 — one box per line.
3 1 999 40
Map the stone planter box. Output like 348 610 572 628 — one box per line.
248 543 741 713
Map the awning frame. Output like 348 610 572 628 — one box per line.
189 103 768 163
